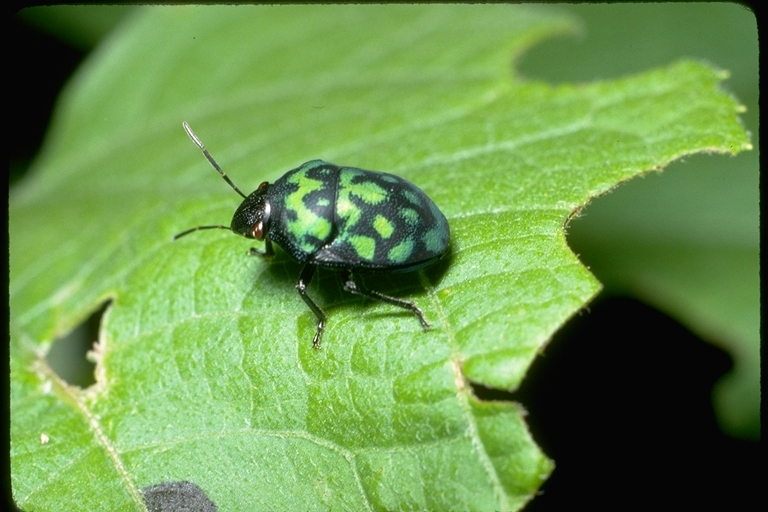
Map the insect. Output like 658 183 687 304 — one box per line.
175 122 450 349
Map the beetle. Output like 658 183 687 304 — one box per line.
175 122 450 348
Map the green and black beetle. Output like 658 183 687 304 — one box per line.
175 122 450 348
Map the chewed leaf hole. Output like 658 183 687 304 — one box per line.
46 300 111 387
469 381 516 402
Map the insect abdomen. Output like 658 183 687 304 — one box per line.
314 166 449 271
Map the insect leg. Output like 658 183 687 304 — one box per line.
296 264 326 349
248 238 275 258
342 271 430 330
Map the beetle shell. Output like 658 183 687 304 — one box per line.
233 160 450 272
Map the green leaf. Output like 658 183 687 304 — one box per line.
524 3 759 440
10 5 751 510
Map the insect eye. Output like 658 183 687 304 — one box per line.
251 221 265 240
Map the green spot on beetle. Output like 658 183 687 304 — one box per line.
403 190 423 206
342 171 387 205
337 195 362 229
388 239 414 264
285 171 332 249
373 215 394 239
400 208 420 225
424 227 446 253
350 235 376 260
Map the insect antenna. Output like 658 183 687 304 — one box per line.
173 225 233 241
174 122 246 241
182 121 247 199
